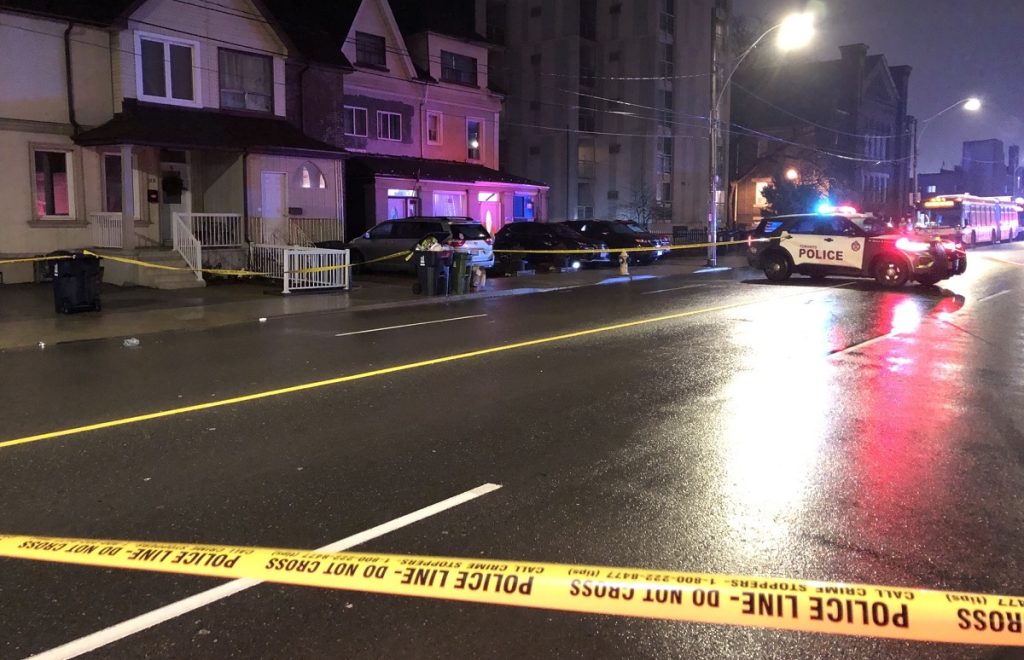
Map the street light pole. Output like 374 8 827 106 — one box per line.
707 13 813 266
911 97 981 206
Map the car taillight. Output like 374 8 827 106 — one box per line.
449 239 466 248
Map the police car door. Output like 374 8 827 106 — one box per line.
779 217 828 267
822 215 867 272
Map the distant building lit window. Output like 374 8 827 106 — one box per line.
754 180 771 208
927 185 937 193
378 111 402 141
426 111 442 145
467 119 482 160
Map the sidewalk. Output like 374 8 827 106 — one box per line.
0 254 749 350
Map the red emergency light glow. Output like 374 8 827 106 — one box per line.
895 237 931 252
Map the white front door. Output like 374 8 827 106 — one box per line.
260 172 288 243
159 161 192 246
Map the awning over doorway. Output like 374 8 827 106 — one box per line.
74 100 345 158
347 155 547 187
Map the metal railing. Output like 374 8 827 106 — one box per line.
172 212 203 281
249 243 349 293
288 217 344 246
90 212 123 248
187 213 244 248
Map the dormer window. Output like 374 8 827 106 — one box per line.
136 32 200 107
219 49 273 113
355 32 386 68
441 51 478 87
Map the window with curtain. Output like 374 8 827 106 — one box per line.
432 192 466 216
33 149 73 217
219 49 273 112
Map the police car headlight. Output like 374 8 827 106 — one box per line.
895 237 931 253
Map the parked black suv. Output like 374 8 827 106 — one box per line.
493 222 610 270
565 220 669 264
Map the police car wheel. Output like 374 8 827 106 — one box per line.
873 256 909 288
762 253 791 282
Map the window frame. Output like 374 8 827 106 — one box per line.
218 47 274 114
344 106 369 137
466 118 483 161
355 31 387 68
426 111 443 145
440 50 479 87
134 30 202 108
30 145 78 222
377 111 402 142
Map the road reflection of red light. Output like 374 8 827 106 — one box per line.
845 293 967 551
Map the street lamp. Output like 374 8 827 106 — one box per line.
785 168 799 182
911 97 981 206
707 12 814 266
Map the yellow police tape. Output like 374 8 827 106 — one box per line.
492 238 754 255
79 250 412 277
1 533 1021 646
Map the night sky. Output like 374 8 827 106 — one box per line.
731 0 1024 173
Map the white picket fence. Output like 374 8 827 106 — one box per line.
90 212 123 248
187 213 244 248
249 243 350 293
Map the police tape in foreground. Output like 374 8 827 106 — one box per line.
2 534 1021 646
492 237 760 255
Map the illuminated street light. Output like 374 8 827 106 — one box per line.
785 168 799 182
912 97 983 206
708 12 815 266
777 13 816 52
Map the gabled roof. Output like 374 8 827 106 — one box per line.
348 155 546 187
74 100 346 157
0 0 140 25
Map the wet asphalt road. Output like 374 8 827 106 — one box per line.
0 245 1023 659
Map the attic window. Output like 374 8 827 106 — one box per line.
355 32 386 68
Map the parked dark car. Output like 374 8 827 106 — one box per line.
316 216 493 273
565 220 670 264
493 222 610 270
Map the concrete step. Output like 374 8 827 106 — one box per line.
131 249 206 289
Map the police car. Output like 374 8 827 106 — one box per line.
747 208 967 287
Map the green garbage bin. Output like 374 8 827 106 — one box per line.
451 252 471 295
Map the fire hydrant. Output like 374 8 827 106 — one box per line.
618 250 630 276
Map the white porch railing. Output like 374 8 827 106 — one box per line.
249 243 349 293
288 217 344 246
90 212 123 248
172 212 203 281
188 213 244 248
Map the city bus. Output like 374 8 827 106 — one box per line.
917 194 1022 246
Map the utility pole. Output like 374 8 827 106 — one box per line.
707 7 722 266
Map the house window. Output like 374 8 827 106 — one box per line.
754 180 771 208
33 148 74 218
219 49 273 113
137 33 199 106
467 119 482 160
927 185 937 194
299 163 326 190
344 106 368 137
426 111 442 145
433 191 466 215
441 51 478 87
513 194 535 219
355 32 386 67
378 111 402 141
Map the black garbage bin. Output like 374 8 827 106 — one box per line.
414 250 453 296
52 251 103 313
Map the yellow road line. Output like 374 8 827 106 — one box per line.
0 283 853 450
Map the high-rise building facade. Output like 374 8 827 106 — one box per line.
479 0 727 233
